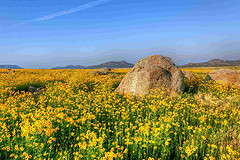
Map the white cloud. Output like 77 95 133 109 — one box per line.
12 0 111 27
33 0 111 22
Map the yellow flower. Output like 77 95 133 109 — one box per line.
209 156 215 160
9 154 15 158
142 144 147 148
180 155 185 158
20 146 24 151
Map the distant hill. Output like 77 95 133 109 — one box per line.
183 59 240 67
52 65 85 69
0 65 23 69
85 61 134 69
52 61 134 69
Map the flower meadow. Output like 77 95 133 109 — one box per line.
0 68 239 160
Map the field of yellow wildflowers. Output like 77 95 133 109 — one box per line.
0 68 239 160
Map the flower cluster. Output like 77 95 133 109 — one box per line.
0 68 239 159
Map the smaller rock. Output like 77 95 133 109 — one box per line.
28 86 40 94
91 71 109 75
182 71 196 80
208 69 240 86
0 70 15 74
99 68 112 72
0 72 9 74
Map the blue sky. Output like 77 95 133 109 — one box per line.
0 0 240 68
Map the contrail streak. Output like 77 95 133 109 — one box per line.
12 0 111 26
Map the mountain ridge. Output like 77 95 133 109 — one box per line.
0 65 23 69
182 59 240 67
52 61 134 69
2 59 239 69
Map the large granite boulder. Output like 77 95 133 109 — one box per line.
208 69 240 86
115 55 185 96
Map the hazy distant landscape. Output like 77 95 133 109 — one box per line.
1 58 240 69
